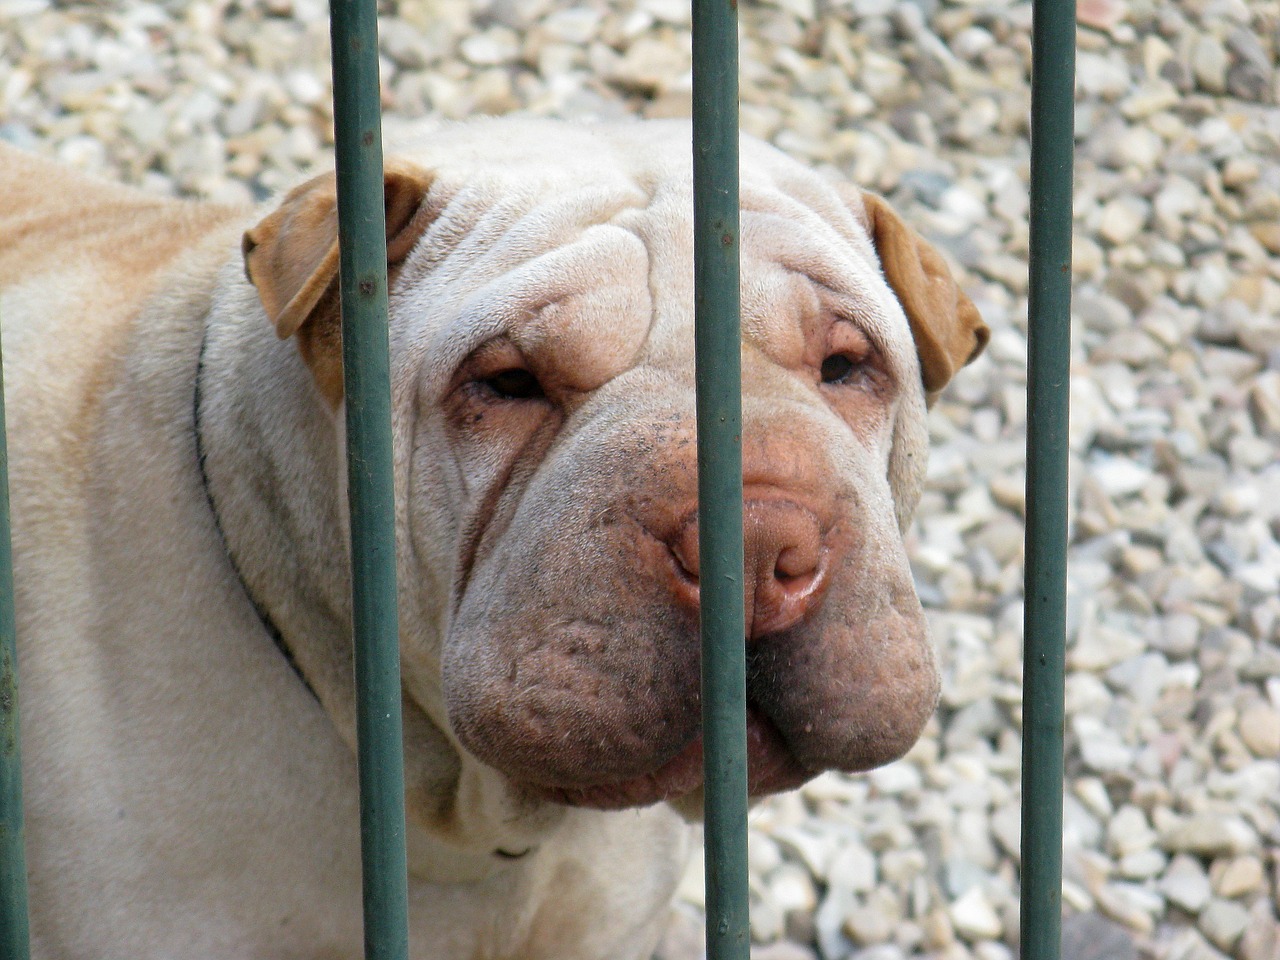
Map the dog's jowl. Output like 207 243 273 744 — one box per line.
0 119 986 960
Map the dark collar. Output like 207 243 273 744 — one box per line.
193 322 317 701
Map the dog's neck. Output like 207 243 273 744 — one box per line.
193 321 316 700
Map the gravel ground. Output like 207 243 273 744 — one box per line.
2 0 1278 958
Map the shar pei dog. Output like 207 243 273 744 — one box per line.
0 118 986 960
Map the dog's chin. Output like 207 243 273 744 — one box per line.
521 709 814 812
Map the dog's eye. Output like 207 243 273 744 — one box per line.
820 353 859 385
482 368 545 400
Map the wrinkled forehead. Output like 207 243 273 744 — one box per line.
391 120 907 376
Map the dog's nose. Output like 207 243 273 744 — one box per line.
668 499 830 638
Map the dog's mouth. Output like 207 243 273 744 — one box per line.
524 707 813 811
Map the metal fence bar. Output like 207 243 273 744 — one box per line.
1020 0 1075 954
328 4 411 959
0 318 31 960
690 0 749 957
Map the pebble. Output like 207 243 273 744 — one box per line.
1191 35 1231 94
1238 704 1280 759
1105 806 1157 859
1210 855 1265 899
7 2 1280 959
948 888 1003 942
1158 815 1258 858
1159 855 1213 914
1198 899 1251 952
842 891 898 946
1095 882 1162 934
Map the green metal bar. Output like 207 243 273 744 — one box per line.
1020 0 1074 956
691 0 748 958
328 4 410 960
0 318 31 960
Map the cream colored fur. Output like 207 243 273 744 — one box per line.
0 118 984 960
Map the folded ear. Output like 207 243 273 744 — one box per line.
242 160 436 405
859 192 989 405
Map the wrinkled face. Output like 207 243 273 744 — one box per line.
366 124 978 812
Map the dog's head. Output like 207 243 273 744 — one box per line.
242 120 987 812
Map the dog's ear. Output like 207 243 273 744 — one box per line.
242 161 435 405
858 192 989 405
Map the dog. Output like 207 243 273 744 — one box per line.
0 118 987 959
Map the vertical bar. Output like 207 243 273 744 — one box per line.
691 0 748 957
0 318 32 960
328 4 410 960
1020 0 1074 955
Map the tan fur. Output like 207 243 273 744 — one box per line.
1 120 983 960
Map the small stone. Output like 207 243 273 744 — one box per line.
1159 815 1258 857
843 901 896 946
1106 806 1157 859
773 827 837 879
1190 34 1230 93
951 27 994 61
459 27 520 66
1073 716 1135 773
1095 883 1161 933
826 842 877 894
771 864 819 915
1120 80 1180 119
1117 849 1167 880
868 762 921 795
1110 127 1163 172
1221 157 1260 189
1199 899 1251 951
1098 197 1150 245
1159 855 1213 913
538 7 602 43
606 37 688 95
1212 855 1265 898
1238 704 1280 758
1077 51 1132 99
1237 313 1280 355
949 888 1003 942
